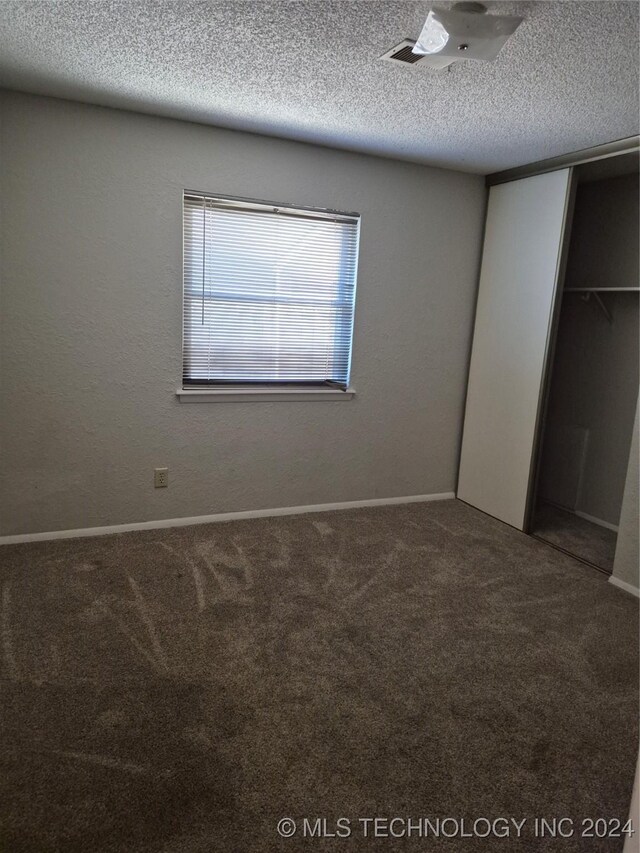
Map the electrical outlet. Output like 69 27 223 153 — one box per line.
154 468 169 488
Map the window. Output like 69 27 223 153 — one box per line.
181 192 360 398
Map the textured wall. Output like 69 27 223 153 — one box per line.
613 401 640 591
0 91 485 535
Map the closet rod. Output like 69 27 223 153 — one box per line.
565 287 640 292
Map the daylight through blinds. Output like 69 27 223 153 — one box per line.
183 193 360 388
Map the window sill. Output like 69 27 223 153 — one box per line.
176 387 356 403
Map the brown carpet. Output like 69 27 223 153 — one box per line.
533 501 618 573
0 499 637 852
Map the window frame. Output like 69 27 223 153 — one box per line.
177 190 360 403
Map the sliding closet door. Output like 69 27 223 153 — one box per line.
458 168 574 530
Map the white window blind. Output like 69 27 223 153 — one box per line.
183 192 360 389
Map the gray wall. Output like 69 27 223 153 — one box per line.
0 91 485 536
542 292 639 525
565 174 640 291
539 175 639 526
612 401 639 591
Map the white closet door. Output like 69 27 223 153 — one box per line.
457 168 574 530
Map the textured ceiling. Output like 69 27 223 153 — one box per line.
0 1 638 173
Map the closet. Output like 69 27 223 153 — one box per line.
532 165 639 572
457 144 639 574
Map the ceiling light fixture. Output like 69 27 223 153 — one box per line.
416 11 450 54
412 3 522 68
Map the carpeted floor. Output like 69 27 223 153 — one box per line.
0 499 638 852
533 501 618 573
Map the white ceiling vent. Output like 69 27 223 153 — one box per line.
379 39 453 72
381 4 523 72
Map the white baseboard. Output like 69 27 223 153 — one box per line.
0 492 456 545
574 510 619 533
609 575 640 599
542 500 619 532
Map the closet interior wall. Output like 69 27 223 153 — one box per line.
534 172 639 571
